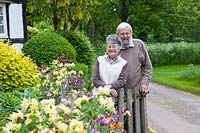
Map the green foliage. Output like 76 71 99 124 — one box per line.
0 88 46 130
27 25 39 40
87 0 200 42
94 40 106 57
147 42 200 66
0 91 21 129
61 30 96 75
74 62 90 88
22 31 77 66
0 41 38 92
27 21 54 40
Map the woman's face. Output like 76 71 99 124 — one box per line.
106 43 120 60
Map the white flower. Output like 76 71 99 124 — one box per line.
69 70 76 75
2 122 12 133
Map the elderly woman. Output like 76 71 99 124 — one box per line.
92 34 128 97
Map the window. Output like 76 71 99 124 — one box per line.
0 4 8 38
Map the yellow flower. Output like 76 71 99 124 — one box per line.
56 122 68 132
25 113 32 124
69 119 85 133
75 96 89 108
30 98 39 111
99 96 113 109
108 123 115 130
75 98 82 108
38 124 43 130
106 117 111 122
124 110 131 116
44 106 57 117
78 70 83 75
73 109 81 115
59 104 71 115
71 90 80 94
40 99 55 107
98 86 110 96
21 98 30 110
40 128 54 133
116 121 123 128
12 123 21 130
10 110 24 122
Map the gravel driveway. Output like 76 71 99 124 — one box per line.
147 82 200 133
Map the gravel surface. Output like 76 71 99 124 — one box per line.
147 82 200 133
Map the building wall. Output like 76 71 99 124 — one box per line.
9 3 24 39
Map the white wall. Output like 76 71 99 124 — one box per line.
9 3 24 39
12 43 23 52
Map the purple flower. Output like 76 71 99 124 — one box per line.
122 130 127 133
110 117 115 123
94 118 101 124
61 98 70 105
88 93 96 100
101 117 109 125
91 128 100 133
120 109 125 114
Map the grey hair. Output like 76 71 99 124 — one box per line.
116 22 132 34
106 34 121 47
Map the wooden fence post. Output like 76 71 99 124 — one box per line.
140 96 148 133
116 87 148 133
118 88 125 129
127 89 133 133
134 91 141 133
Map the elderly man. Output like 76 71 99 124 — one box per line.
116 22 152 132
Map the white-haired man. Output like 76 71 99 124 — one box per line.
116 22 152 132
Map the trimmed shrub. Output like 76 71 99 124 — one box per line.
0 41 38 92
61 31 96 75
22 31 76 66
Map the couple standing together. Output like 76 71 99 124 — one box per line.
92 22 153 131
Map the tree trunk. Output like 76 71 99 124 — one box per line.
120 0 129 22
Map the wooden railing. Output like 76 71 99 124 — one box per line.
116 88 148 133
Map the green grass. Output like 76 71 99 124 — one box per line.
152 65 200 95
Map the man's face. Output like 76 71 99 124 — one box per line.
118 28 132 40
117 28 132 47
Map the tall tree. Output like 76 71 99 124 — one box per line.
89 0 200 42
27 0 95 31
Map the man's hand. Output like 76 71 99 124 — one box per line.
110 89 118 97
140 83 150 95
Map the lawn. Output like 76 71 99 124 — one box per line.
152 65 200 96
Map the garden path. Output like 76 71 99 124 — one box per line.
147 82 200 133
